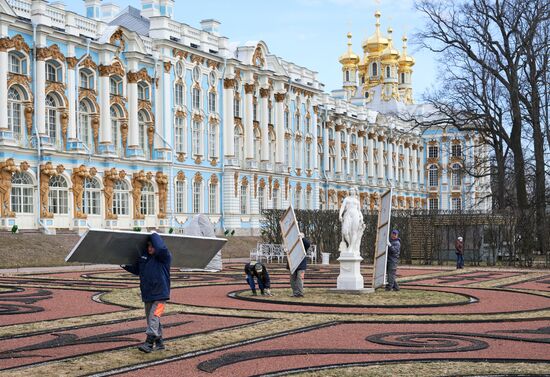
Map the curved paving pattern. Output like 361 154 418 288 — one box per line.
0 264 548 376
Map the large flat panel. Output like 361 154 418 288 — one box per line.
65 229 227 268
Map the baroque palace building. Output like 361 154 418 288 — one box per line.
0 0 490 234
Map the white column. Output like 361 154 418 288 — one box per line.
323 124 329 171
274 93 285 164
0 50 8 130
335 127 342 173
312 109 318 170
259 88 269 161
377 137 385 181
67 63 77 140
243 83 254 160
36 59 46 135
419 146 425 186
412 145 418 185
162 62 171 146
368 136 375 179
404 144 411 183
358 133 365 176
127 79 139 148
387 140 394 182
223 78 235 157
346 132 351 176
99 74 112 144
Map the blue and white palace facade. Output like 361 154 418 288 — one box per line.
0 0 491 234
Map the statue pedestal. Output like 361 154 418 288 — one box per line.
336 252 365 290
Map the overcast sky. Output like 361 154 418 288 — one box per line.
71 0 438 101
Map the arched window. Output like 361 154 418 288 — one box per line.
192 120 201 156
240 184 248 214
284 137 291 166
192 180 201 213
253 127 261 162
429 165 439 187
342 153 348 173
273 186 279 209
284 110 289 129
253 101 258 121
345 70 350 82
45 94 60 145
372 62 378 77
209 123 217 159
269 130 276 165
351 151 358 176
233 95 241 117
328 128 334 140
351 134 357 144
208 91 216 113
48 175 69 214
174 82 184 106
258 185 265 212
234 126 243 162
386 66 391 78
305 142 312 170
175 115 185 153
79 68 94 89
110 75 123 95
138 110 150 156
79 99 93 149
113 180 129 216
46 60 61 82
175 180 185 213
83 177 101 215
192 87 200 109
329 146 335 172
11 171 33 213
110 105 124 155
137 82 150 101
400 72 405 84
8 87 24 137
140 181 155 215
451 163 462 186
9 51 27 74
295 114 300 131
208 180 217 214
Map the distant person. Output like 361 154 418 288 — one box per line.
455 236 464 269
287 233 309 297
244 261 272 296
122 231 172 353
386 229 401 291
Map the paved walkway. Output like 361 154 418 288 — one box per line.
0 263 548 376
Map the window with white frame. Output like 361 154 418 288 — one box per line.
110 105 123 155
268 104 272 124
79 100 93 149
253 128 261 161
140 181 155 215
208 181 217 214
305 142 312 170
11 172 33 213
110 76 123 95
295 138 302 169
83 177 101 215
372 62 378 77
452 197 462 211
253 101 258 122
175 180 185 213
284 137 290 166
138 110 149 155
234 96 241 117
8 87 23 137
174 82 184 106
428 145 439 158
45 94 59 145
429 165 439 187
46 60 61 82
240 184 248 214
386 66 391 78
192 120 201 156
137 82 150 101
192 87 200 109
451 144 462 157
208 123 217 158
351 151 358 176
9 52 26 74
451 163 462 186
175 116 185 153
284 111 289 129
273 187 279 209
429 197 439 210
329 147 335 172
258 185 265 212
79 69 94 89
208 91 216 112
192 181 201 214
234 126 243 161
295 114 300 131
48 175 69 214
269 131 276 164
112 180 129 216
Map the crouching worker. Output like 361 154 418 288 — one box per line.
122 231 172 353
244 261 272 296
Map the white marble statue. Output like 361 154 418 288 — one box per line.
338 187 365 256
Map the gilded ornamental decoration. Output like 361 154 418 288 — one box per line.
131 171 150 220
40 162 64 219
103 168 126 220
109 28 126 52
0 34 30 53
36 44 65 61
0 159 28 218
71 165 95 220
156 172 169 219
99 60 125 77
127 68 152 84
252 45 265 68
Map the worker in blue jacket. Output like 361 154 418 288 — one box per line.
122 231 172 353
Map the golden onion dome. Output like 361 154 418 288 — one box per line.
381 27 400 63
398 35 415 67
362 11 388 54
339 32 360 66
